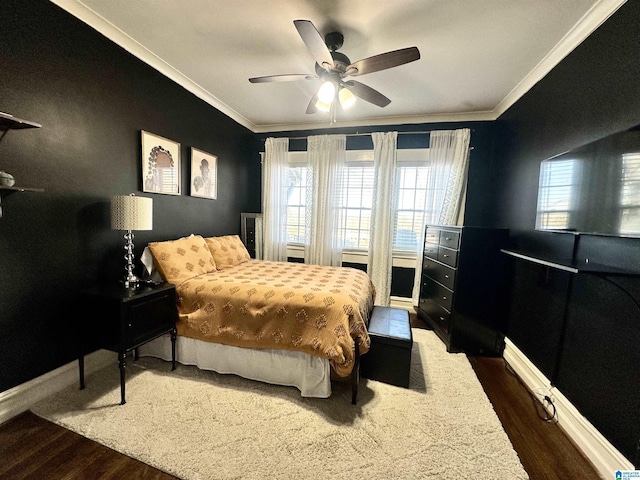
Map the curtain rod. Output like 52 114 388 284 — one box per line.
262 130 439 142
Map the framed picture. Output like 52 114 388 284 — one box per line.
141 130 181 195
190 147 217 199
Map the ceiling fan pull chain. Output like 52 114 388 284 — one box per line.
330 94 337 125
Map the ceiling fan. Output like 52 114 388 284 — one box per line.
249 20 420 119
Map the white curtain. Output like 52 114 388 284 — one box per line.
305 134 346 266
368 131 398 306
262 137 289 262
412 128 471 304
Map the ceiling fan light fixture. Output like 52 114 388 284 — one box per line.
339 87 356 109
317 81 336 103
315 98 332 112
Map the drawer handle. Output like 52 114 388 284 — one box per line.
442 296 447 301
445 237 451 241
443 254 449 258
444 274 450 279
439 316 445 321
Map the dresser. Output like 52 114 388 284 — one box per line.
418 225 509 356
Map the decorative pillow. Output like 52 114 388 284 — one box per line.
205 235 251 269
148 235 217 284
141 234 196 280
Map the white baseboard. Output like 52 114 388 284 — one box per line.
390 296 414 312
0 349 116 425
503 337 634 478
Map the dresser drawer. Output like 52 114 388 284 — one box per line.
424 228 440 245
423 242 439 260
439 230 460 249
421 276 453 312
419 298 451 333
423 257 456 290
438 246 458 267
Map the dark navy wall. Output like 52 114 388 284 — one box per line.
491 1 640 234
490 1 640 465
0 0 261 393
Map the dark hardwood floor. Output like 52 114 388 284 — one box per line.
0 316 601 480
0 410 178 479
410 314 601 480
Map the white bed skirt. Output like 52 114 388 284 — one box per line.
138 335 332 398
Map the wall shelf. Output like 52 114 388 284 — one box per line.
0 112 44 217
0 186 45 196
0 186 44 218
0 112 42 131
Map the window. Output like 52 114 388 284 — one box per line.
283 149 433 254
536 158 580 230
336 160 374 249
620 152 640 235
285 164 308 244
394 164 432 251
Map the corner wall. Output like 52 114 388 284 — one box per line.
490 0 640 466
0 0 261 394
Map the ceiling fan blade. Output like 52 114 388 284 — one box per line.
249 74 317 83
347 47 420 77
306 92 319 114
343 80 391 107
294 20 334 71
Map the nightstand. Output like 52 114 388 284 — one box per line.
78 282 178 405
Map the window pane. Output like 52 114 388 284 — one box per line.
398 189 416 210
335 164 374 250
285 165 309 243
536 158 580 230
393 164 433 251
620 153 640 234
361 188 373 209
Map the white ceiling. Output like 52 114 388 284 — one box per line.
52 0 626 133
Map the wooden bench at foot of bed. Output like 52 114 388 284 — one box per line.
361 306 413 388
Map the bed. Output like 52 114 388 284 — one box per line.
137 234 375 398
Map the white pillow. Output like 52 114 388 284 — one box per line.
140 246 162 281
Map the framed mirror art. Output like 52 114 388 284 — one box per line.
190 147 217 200
141 130 181 195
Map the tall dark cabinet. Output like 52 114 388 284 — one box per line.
418 225 509 356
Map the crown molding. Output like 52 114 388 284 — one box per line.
50 0 258 132
251 110 497 134
51 0 626 133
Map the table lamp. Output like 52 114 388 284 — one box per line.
111 193 153 288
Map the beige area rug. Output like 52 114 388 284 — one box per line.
32 329 528 479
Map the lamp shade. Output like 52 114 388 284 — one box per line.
317 81 336 103
111 194 153 231
339 87 356 109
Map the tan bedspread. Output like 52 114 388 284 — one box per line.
175 260 374 377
